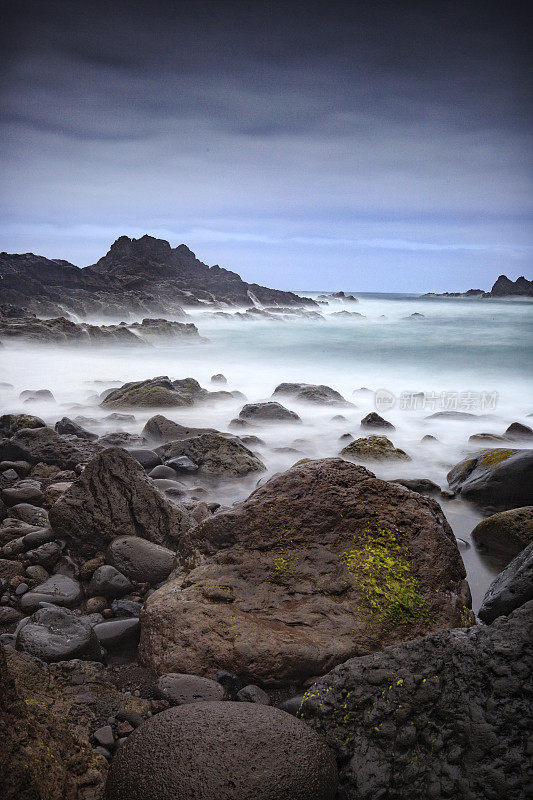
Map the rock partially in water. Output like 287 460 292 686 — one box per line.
140 458 470 684
360 412 395 430
272 382 352 407
447 448 533 511
101 377 195 409
299 601 532 800
340 435 410 462
104 701 338 800
156 432 265 478
55 416 99 441
505 421 533 440
0 426 102 470
471 506 533 558
391 478 441 496
478 541 533 623
239 401 302 423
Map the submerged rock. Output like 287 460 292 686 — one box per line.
104 701 338 800
299 601 532 800
140 458 471 684
49 448 193 559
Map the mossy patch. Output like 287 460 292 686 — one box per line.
477 448 517 468
340 527 427 625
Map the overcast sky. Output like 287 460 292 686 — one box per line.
0 0 531 291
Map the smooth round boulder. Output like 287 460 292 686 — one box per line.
15 606 101 662
19 574 83 612
126 449 162 470
93 618 140 651
106 536 175 585
154 673 224 705
88 565 134 599
471 506 533 559
238 402 302 423
104 701 338 800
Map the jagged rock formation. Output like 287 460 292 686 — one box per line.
0 235 316 318
424 274 533 298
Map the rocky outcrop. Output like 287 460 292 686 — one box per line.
490 274 533 297
49 448 193 558
0 426 102 470
447 448 533 510
0 644 150 800
298 601 532 800
0 414 46 437
340 435 410 461
471 506 533 558
140 459 471 684
0 235 316 319
104 701 338 800
155 432 265 478
478 541 533 623
101 377 195 409
238 401 302 423
142 414 221 444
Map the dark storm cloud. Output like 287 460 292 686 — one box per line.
0 0 531 290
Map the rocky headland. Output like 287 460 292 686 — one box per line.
423 273 533 298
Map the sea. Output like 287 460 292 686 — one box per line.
2 292 532 611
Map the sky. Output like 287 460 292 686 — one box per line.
0 0 531 292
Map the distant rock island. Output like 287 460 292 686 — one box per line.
424 274 533 298
0 234 316 318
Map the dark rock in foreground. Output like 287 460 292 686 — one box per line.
447 448 533 510
49 447 193 558
299 601 532 800
104 701 338 800
0 426 102 470
478 541 533 623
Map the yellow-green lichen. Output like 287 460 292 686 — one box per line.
477 448 516 468
340 527 428 625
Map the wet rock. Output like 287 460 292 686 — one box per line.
140 458 470 684
49 448 193 559
340 435 410 462
154 673 225 705
104 701 338 800
26 541 62 569
22 527 55 547
55 416 99 441
360 412 395 430
106 536 175 585
239 401 302 423
447 448 533 510
471 506 533 558
93 618 140 651
165 455 199 473
16 606 101 661
426 411 478 420
211 373 227 384
111 598 142 618
20 574 83 612
88 565 134 599
469 432 507 443
478 541 533 623
126 449 162 470
156 433 265 478
392 478 441 496
142 415 220 444
101 377 195 409
25 564 49 583
148 464 177 479
299 602 532 800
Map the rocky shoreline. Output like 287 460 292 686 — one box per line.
423 273 533 298
0 373 532 799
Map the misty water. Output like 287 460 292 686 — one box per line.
2 292 532 611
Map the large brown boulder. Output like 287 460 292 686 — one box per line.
140 459 471 685
49 448 193 559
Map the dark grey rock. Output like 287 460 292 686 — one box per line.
165 455 199 473
155 673 225 705
392 478 441 496
110 599 142 618
211 374 227 384
360 412 395 430
55 417 99 441
505 422 533 440
478 541 533 623
239 402 302 423
1 484 44 507
212 670 242 699
299 601 533 800
104 701 338 800
88 565 134 599
126 449 162 470
22 528 55 548
0 426 101 470
19 574 83 612
278 695 304 716
93 618 140 650
148 465 178 480
447 449 533 510
26 541 62 569
15 606 101 661
106 536 175 585
11 503 48 527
